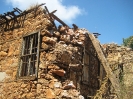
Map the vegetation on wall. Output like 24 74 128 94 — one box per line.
123 36 133 49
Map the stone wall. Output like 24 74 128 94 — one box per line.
0 6 51 99
102 43 133 98
0 6 101 99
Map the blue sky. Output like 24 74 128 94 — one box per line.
0 0 133 45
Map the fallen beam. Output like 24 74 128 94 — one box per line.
51 13 69 28
88 33 120 99
44 6 57 30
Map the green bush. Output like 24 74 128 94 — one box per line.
123 36 133 49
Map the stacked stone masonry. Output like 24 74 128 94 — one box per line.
0 5 102 99
0 4 133 99
102 43 133 99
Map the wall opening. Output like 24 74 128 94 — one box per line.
18 31 41 80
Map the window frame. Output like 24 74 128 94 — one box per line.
17 31 40 80
82 49 90 84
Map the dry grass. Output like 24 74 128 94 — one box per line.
93 76 109 99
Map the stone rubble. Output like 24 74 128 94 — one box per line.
101 43 133 98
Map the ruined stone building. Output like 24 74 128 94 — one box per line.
0 3 133 99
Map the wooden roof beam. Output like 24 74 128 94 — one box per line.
51 13 69 28
44 6 57 30
13 7 22 14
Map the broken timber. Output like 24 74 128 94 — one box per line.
88 33 120 98
0 3 45 32
44 6 57 30
51 13 69 28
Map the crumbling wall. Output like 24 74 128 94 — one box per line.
102 43 133 99
0 6 100 99
0 6 52 99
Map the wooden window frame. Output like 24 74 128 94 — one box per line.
17 31 40 80
82 49 90 85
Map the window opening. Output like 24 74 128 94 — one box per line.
18 31 40 79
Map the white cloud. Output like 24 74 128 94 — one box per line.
6 0 83 24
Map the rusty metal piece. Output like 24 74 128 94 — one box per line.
93 33 101 38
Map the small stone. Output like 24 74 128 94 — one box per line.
61 90 68 97
37 84 42 93
49 81 54 89
7 46 14 56
21 84 27 88
52 69 66 77
79 95 85 99
55 89 62 96
42 36 56 45
34 81 38 84
14 50 19 55
77 41 83 45
0 51 7 56
46 88 56 99
21 94 27 98
46 53 57 61
5 70 13 75
0 72 7 81
39 64 47 69
12 71 17 78
126 47 132 51
11 63 18 67
54 31 60 37
38 79 49 84
68 89 80 97
0 45 2 51
44 74 54 80
48 64 60 69
61 90 73 98
32 84 36 89
41 42 49 50
63 81 76 90
26 93 34 98
54 82 62 88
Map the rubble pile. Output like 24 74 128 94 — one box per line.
102 43 133 98
103 43 133 83
37 28 87 98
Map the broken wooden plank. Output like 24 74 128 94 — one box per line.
50 13 69 28
44 6 57 30
88 33 120 99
